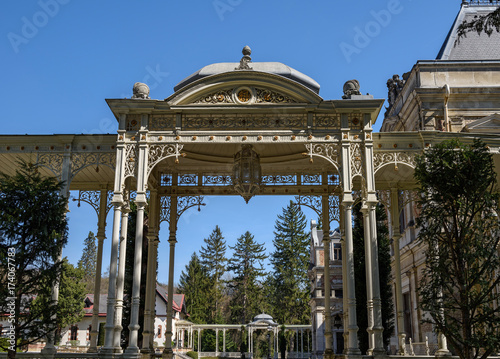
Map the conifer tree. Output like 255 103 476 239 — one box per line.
0 161 68 357
178 252 211 324
227 231 267 325
199 225 228 323
77 231 97 292
267 201 310 324
352 202 394 354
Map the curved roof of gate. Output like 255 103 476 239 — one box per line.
173 48 320 94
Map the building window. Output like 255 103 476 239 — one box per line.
87 325 91 341
70 325 78 341
158 325 162 338
335 289 343 298
333 243 342 260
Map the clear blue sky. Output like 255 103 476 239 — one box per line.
1 0 460 286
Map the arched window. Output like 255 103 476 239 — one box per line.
158 325 162 338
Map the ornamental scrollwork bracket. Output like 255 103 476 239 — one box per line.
71 152 116 180
303 143 340 172
147 144 185 179
36 153 64 177
294 195 340 224
73 190 114 217
159 195 205 225
373 151 416 174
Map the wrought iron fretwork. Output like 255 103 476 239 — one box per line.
203 175 232 186
71 152 116 179
160 196 206 224
294 195 340 224
350 142 363 178
261 174 296 186
124 143 138 178
373 151 416 173
73 190 114 217
178 174 198 186
304 143 340 170
37 153 64 176
147 144 184 178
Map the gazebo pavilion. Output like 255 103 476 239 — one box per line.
1 46 500 359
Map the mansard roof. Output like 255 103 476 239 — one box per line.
437 2 500 61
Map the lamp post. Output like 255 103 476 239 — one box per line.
232 144 261 203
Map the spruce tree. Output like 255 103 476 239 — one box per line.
0 161 68 357
77 231 97 292
178 252 211 324
199 225 228 323
227 231 268 325
267 201 310 324
352 202 394 354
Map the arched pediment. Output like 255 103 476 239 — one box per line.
165 71 323 106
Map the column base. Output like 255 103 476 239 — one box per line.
343 353 362 359
87 347 98 354
123 346 141 359
371 349 389 358
435 349 452 357
99 346 117 359
162 348 174 359
324 348 335 359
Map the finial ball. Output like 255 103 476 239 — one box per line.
242 46 251 56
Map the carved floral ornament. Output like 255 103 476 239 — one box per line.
193 86 298 104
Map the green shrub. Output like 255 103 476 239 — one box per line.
186 351 198 359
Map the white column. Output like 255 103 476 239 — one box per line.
322 195 333 358
361 203 375 354
101 203 122 354
340 209 349 353
362 113 385 356
125 199 146 354
88 188 108 353
126 114 149 357
163 195 178 359
390 189 407 355
113 199 130 352
100 112 127 357
343 199 360 355
198 329 201 353
142 189 160 353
